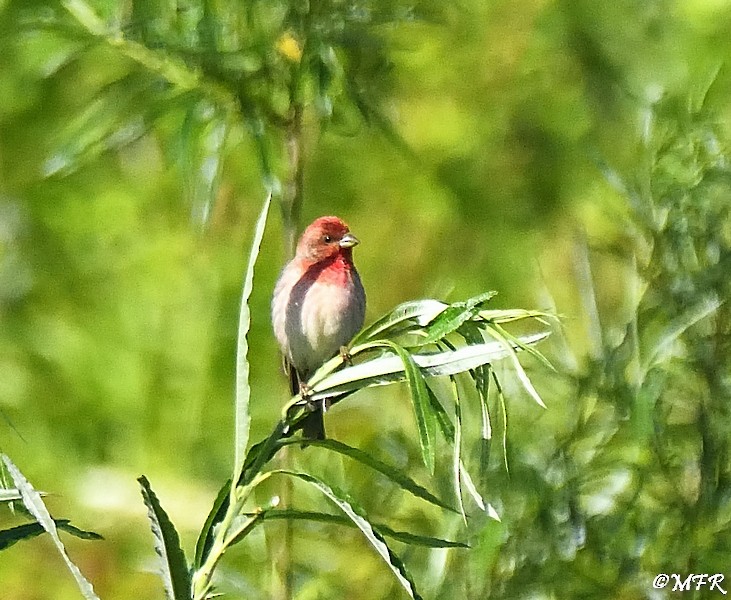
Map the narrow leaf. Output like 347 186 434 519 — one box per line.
417 291 497 346
310 334 549 400
478 308 558 325
489 322 556 373
483 325 547 408
233 191 272 485
352 299 448 344
194 423 289 568
276 470 423 600
0 489 23 503
225 512 265 547
251 510 468 547
450 378 466 523
0 520 102 552
425 383 455 443
56 521 104 541
486 503 502 522
62 0 107 35
138 476 192 600
374 341 436 473
457 323 492 440
1 455 100 600
194 480 231 569
493 372 510 475
0 522 49 551
283 438 455 512
459 461 485 512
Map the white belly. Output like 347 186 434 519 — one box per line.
273 265 365 378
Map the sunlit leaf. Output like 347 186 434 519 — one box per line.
233 191 272 487
450 377 466 523
483 325 548 408
417 291 497 346
352 299 448 344
310 333 549 400
0 489 23 503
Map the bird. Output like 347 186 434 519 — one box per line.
272 216 366 440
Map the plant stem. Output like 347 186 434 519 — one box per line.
192 473 271 600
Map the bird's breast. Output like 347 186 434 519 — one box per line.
273 258 365 378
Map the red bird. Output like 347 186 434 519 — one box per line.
272 216 366 439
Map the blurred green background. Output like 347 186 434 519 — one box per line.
1 0 731 598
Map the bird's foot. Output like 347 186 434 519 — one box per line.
299 382 328 414
298 381 312 399
339 345 354 365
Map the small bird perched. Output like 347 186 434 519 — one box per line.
272 216 366 440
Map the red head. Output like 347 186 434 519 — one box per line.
296 216 360 263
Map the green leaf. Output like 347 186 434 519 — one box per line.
56 521 104 541
62 0 210 93
225 512 266 547
62 0 107 35
373 340 436 473
459 461 485 513
351 299 448 344
478 308 557 325
195 422 289 571
457 323 492 440
1 455 100 600
193 480 231 570
284 438 455 512
492 372 510 475
488 322 556 373
250 509 469 548
138 476 192 600
233 191 272 486
450 377 466 523
425 382 456 443
275 470 423 600
0 522 50 551
417 291 497 346
483 325 548 408
0 520 102 551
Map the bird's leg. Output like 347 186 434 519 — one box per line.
298 380 325 414
339 345 353 365
298 380 312 399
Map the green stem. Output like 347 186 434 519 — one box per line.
192 472 273 599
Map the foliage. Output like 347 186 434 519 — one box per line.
1 0 731 598
137 208 551 598
0 455 102 599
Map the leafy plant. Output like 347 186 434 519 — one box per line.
135 190 553 599
0 455 102 599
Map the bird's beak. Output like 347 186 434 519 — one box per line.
339 233 359 249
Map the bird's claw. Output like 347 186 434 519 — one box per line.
339 345 353 365
298 382 327 414
298 381 312 399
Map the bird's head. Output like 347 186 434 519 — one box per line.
296 216 360 263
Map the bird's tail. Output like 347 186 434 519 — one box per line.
301 408 326 441
287 361 326 441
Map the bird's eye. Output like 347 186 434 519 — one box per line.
323 235 333 243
